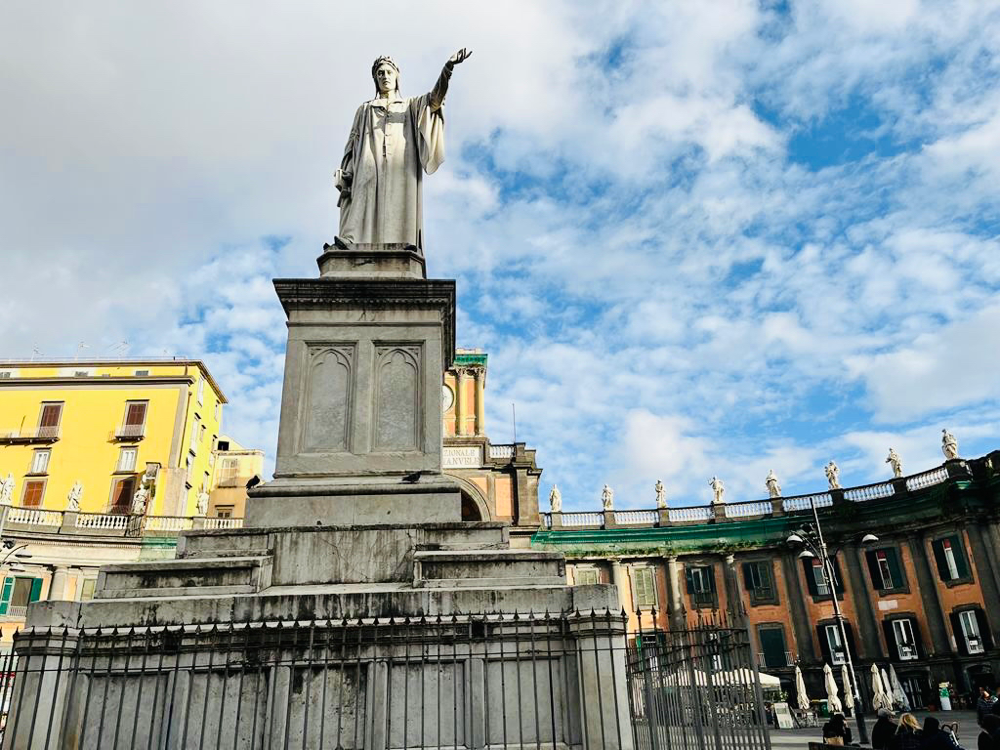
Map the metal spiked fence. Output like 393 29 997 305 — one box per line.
0 609 769 750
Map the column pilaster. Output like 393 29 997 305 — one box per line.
474 368 486 436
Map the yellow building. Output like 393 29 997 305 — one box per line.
0 359 227 518
207 435 264 519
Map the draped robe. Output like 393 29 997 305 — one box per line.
336 66 450 251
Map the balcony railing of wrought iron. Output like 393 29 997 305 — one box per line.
0 426 61 443
111 424 146 441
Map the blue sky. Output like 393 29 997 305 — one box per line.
1 1 999 511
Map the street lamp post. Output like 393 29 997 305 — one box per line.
787 495 875 746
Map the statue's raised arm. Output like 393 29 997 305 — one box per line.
335 48 472 253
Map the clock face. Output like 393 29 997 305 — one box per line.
442 384 455 412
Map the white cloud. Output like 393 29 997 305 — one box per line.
1 1 998 512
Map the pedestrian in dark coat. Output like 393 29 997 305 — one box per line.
873 709 899 750
921 716 965 750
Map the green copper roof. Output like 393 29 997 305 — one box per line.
454 352 487 366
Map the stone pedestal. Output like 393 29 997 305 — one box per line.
8 243 633 749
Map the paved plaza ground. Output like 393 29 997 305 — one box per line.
768 710 980 750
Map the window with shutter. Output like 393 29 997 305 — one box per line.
117 446 138 473
120 401 148 439
686 566 717 608
37 402 63 438
21 479 45 508
29 449 51 475
632 567 656 608
110 477 135 513
824 624 847 664
743 561 777 605
892 619 918 660
958 610 983 654
758 626 789 668
0 578 13 615
933 535 970 582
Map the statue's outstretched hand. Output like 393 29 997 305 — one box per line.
447 48 472 69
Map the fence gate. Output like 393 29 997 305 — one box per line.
626 614 772 750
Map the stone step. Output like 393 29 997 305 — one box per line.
414 549 565 588
95 556 272 599
176 523 510 561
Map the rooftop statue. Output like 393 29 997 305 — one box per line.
131 485 149 516
825 460 841 490
941 429 959 460
548 485 562 513
0 473 13 505
335 49 472 251
886 448 903 478
655 479 666 509
601 484 614 511
709 476 725 504
67 481 83 512
765 469 781 498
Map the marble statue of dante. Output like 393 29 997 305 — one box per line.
709 476 725 504
655 479 667 509
825 461 841 490
941 429 959 460
67 480 83 511
549 485 562 513
885 448 903 478
335 49 472 251
765 469 781 499
601 484 614 511
0 473 13 504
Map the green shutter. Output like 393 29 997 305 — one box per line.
0 578 12 615
28 578 42 603
932 539 949 581
802 558 819 595
759 627 786 668
707 567 716 593
886 548 904 589
949 535 969 578
742 562 753 589
685 567 694 594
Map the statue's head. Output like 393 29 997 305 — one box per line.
371 56 400 96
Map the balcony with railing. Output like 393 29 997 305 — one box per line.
0 426 60 444
111 424 146 441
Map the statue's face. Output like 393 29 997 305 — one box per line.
375 63 397 95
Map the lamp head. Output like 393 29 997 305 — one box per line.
798 549 816 559
861 533 879 545
786 533 805 545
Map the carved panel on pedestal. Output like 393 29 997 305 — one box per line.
374 345 422 451
302 345 354 453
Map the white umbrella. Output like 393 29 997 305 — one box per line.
888 664 910 711
824 663 843 712
841 664 856 711
795 665 811 710
871 663 892 711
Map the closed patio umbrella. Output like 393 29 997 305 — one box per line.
841 664 856 712
795 665 811 710
871 663 892 711
824 663 843 712
888 664 910 711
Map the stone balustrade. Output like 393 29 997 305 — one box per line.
538 459 968 530
0 507 243 538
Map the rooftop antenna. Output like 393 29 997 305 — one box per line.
109 339 130 356
512 402 517 444
74 342 90 361
30 345 41 362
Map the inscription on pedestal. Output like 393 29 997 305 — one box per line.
443 446 483 468
303 345 354 452
374 345 422 451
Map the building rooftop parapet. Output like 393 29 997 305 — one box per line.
538 455 988 537
0 507 243 540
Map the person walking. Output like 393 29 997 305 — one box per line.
978 715 1000 750
920 716 965 750
873 708 899 750
823 713 853 746
890 713 923 750
978 688 998 726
